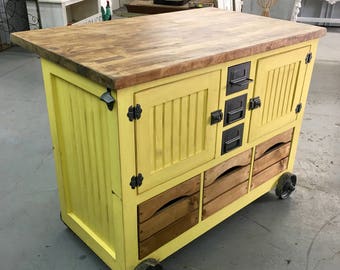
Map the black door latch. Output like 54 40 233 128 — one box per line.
211 110 223 125
249 97 261 110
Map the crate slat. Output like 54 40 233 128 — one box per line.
138 175 200 223
203 181 248 219
139 211 199 258
138 192 199 241
253 142 291 175
255 129 293 159
203 165 250 204
251 157 289 190
204 149 251 187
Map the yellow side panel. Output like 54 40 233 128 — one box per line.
135 71 221 193
41 58 123 268
249 46 310 142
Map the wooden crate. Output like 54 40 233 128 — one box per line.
251 129 293 189
138 175 200 258
202 149 252 219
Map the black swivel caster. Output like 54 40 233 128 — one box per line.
135 259 163 270
275 172 297 199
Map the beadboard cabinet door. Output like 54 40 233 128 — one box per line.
134 71 221 193
248 46 310 142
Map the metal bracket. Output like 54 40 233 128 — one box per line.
127 104 142 121
295 103 302 113
100 88 115 111
305 52 312 64
130 173 144 189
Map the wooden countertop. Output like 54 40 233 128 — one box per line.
11 8 326 90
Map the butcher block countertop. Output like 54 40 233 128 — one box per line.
11 8 326 90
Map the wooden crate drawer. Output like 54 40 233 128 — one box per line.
203 181 248 219
251 129 293 189
203 149 251 219
252 157 289 189
138 175 200 259
254 128 293 160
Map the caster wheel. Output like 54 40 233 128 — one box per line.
275 172 297 199
135 259 163 270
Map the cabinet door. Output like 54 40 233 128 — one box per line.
135 71 220 193
249 46 310 142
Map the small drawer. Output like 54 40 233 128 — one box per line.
251 129 293 189
138 175 200 259
227 62 252 95
224 94 247 126
221 124 244 155
203 149 251 219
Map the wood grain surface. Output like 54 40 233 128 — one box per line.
253 142 291 175
203 165 250 204
138 174 200 223
138 192 199 241
251 157 289 190
204 149 251 186
254 128 293 159
139 210 199 258
11 8 326 90
203 181 248 219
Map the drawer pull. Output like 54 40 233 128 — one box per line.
227 107 244 117
262 142 285 156
221 124 244 154
156 195 189 214
225 135 241 145
230 77 253 87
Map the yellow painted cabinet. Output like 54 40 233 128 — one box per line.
248 46 310 142
134 71 221 193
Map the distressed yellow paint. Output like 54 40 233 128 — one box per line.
134 71 220 193
249 46 310 142
40 39 319 270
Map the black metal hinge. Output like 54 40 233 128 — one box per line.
210 109 223 125
249 96 261 110
295 103 302 113
305 53 313 64
130 173 143 189
100 88 115 111
127 104 142 121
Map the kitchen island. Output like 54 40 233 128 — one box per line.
12 8 325 270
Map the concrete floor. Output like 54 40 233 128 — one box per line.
0 32 339 270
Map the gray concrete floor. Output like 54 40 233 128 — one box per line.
0 32 339 270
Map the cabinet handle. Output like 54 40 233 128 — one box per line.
227 107 244 117
230 77 253 87
225 135 241 145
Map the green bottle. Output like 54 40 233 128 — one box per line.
106 1 112 21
